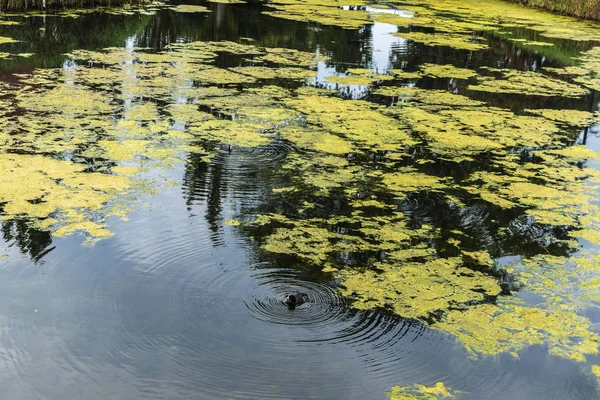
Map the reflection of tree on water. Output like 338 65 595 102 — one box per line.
0 13 152 71
182 152 225 238
135 4 372 69
1 216 54 262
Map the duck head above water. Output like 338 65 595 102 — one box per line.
285 293 308 309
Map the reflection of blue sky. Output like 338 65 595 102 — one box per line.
313 7 410 99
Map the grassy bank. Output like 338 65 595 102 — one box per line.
0 0 133 12
509 0 600 20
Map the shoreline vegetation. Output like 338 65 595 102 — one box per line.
509 0 600 20
1 0 600 21
0 0 135 12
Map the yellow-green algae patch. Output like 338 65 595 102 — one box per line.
393 32 488 51
382 168 447 199
278 126 354 155
263 0 371 29
569 47 600 92
173 5 211 13
249 47 327 67
375 87 485 108
468 70 588 98
407 0 600 42
231 66 316 81
505 253 600 314
284 92 413 151
592 365 600 381
420 64 478 80
437 300 598 361
0 36 18 45
339 257 501 320
326 68 394 85
389 69 423 80
387 382 458 399
525 109 595 127
0 154 132 241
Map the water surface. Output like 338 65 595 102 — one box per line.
1 0 600 399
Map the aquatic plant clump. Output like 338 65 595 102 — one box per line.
263 0 371 29
393 32 489 51
420 64 478 80
173 5 211 13
339 257 502 320
0 36 19 45
387 382 458 399
468 70 589 97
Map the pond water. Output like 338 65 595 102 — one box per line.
1 0 600 398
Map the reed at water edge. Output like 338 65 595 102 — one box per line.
508 0 600 20
0 0 136 12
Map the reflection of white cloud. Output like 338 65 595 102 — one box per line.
312 15 408 98
369 21 408 73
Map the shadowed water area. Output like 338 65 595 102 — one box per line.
2 0 600 398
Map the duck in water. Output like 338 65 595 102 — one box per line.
285 293 308 309
219 144 233 153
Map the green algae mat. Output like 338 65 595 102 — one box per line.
1 0 600 398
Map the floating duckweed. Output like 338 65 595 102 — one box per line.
420 64 478 79
231 66 316 81
389 69 423 79
173 5 211 13
549 146 600 160
462 250 494 267
544 66 590 76
393 32 488 51
327 70 393 85
193 66 258 85
416 0 600 41
525 109 594 127
168 40 262 56
249 47 327 66
382 168 446 198
437 300 599 360
376 87 484 108
509 38 554 46
279 126 353 155
468 70 588 97
190 119 271 147
54 221 114 239
372 7 496 34
399 107 504 160
0 36 18 45
505 254 600 314
340 257 501 320
387 382 456 399
0 154 132 239
261 216 371 263
263 0 371 29
285 93 413 150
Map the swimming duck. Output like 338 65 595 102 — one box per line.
285 293 308 309
355 191 369 200
219 144 233 153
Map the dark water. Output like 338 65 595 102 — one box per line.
1 1 600 399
